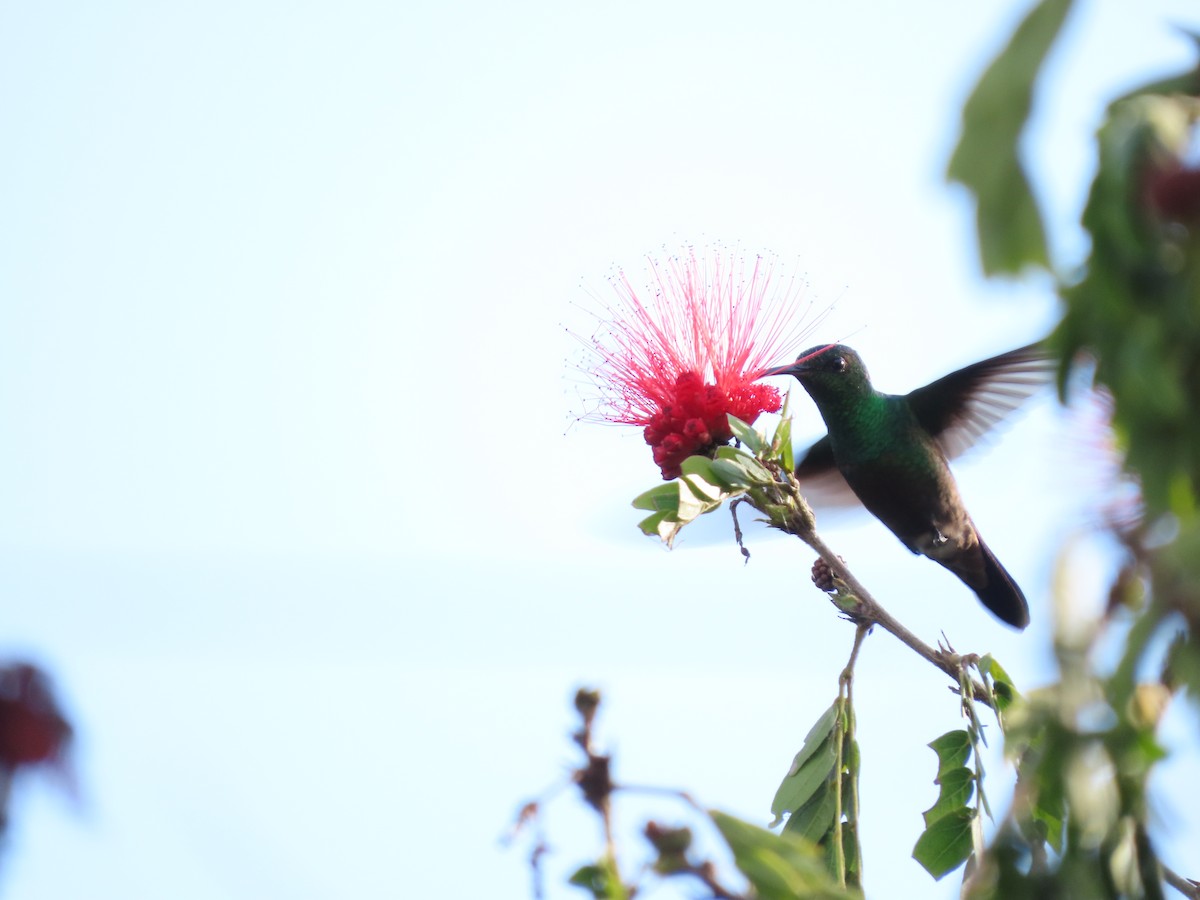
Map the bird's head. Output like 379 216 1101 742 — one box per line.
759 344 873 407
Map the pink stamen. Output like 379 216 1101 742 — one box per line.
575 246 822 479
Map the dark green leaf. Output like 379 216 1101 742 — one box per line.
946 0 1075 275
922 766 975 827
978 654 1020 714
928 730 972 776
1031 785 1065 855
912 807 976 879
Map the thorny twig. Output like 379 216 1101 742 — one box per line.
510 690 749 900
755 460 998 709
1164 864 1200 899
730 497 752 564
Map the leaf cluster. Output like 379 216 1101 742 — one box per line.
631 413 811 547
769 698 862 889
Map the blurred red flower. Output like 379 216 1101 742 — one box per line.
0 662 72 833
578 247 819 479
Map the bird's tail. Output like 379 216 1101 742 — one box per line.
973 540 1030 630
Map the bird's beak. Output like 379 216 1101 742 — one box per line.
759 361 804 379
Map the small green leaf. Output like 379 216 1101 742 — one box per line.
777 416 795 472
709 810 860 900
739 455 773 483
679 455 719 483
839 821 862 888
912 807 976 879
978 654 1020 713
770 702 841 823
631 483 679 513
727 415 765 455
651 513 683 546
770 735 838 825
710 457 754 489
928 730 972 776
677 478 723 523
783 781 838 844
922 766 975 827
791 703 841 773
636 510 670 537
1031 778 1066 854
568 857 628 899
713 445 772 480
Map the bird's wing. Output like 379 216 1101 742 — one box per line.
794 435 861 507
905 343 1054 461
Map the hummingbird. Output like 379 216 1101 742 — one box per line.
760 343 1051 629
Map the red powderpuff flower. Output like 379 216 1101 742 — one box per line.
578 247 821 479
0 663 71 773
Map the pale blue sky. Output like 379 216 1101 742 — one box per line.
1 1 1198 897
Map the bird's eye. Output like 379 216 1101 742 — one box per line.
832 355 847 372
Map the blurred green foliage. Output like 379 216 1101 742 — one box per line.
949 0 1200 895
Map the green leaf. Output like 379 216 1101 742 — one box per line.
978 654 1020 713
709 810 860 900
792 703 841 772
770 735 838 826
922 766 975 827
650 512 683 546
912 807 976 879
568 857 628 899
636 510 671 537
713 445 772 482
727 414 765 455
946 0 1075 275
928 730 972 776
631 483 679 514
679 455 720 483
677 476 723 523
709 456 754 489
783 781 838 844
778 415 795 472
770 702 841 823
740 454 773 483
1031 784 1065 855
839 821 862 888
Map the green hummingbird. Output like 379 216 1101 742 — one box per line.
761 343 1050 629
